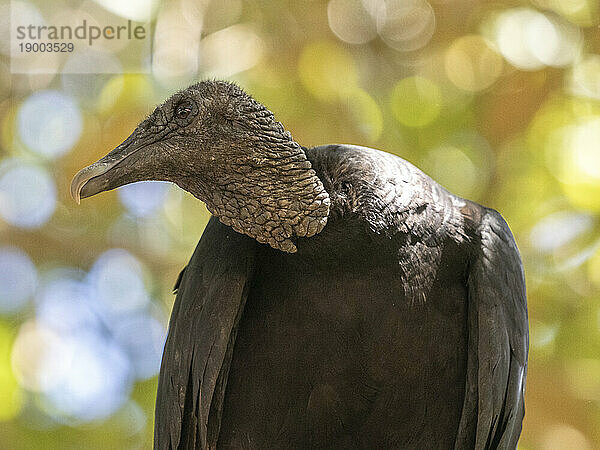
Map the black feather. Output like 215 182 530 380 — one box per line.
154 144 528 449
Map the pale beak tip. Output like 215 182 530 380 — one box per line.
70 163 111 205
70 174 82 204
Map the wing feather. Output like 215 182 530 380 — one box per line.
154 217 256 450
455 209 528 450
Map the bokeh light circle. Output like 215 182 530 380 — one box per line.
542 424 592 450
199 24 264 78
97 74 154 113
11 320 64 392
529 211 593 252
42 331 132 422
12 319 133 422
495 8 546 70
0 160 57 229
422 145 477 196
391 76 441 128
91 0 158 22
17 90 82 159
376 0 436 52
495 8 582 70
35 276 99 334
0 247 38 314
570 55 600 100
112 313 166 380
118 181 170 217
87 249 150 315
444 35 504 92
569 118 600 180
421 130 493 199
526 14 581 67
544 116 600 211
299 41 358 102
327 0 378 45
152 8 201 82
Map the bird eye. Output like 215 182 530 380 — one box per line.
175 102 192 120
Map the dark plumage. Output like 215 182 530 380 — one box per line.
72 81 528 449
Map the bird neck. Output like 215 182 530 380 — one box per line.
198 139 331 253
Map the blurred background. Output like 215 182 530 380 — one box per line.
0 0 599 448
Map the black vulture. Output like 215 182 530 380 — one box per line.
71 80 528 449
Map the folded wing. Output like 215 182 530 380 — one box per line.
154 217 256 450
455 209 528 450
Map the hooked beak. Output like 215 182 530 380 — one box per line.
71 160 117 204
70 132 147 204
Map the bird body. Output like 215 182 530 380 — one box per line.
71 82 528 450
220 145 470 448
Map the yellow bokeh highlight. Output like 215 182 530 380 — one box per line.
97 74 155 114
542 424 593 450
11 320 61 392
390 76 442 128
422 145 479 198
544 117 600 211
444 35 504 92
0 322 23 421
528 96 600 212
561 183 600 212
298 41 358 102
571 55 600 100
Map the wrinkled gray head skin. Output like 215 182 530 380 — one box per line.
71 80 330 252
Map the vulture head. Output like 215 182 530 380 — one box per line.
71 80 330 252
